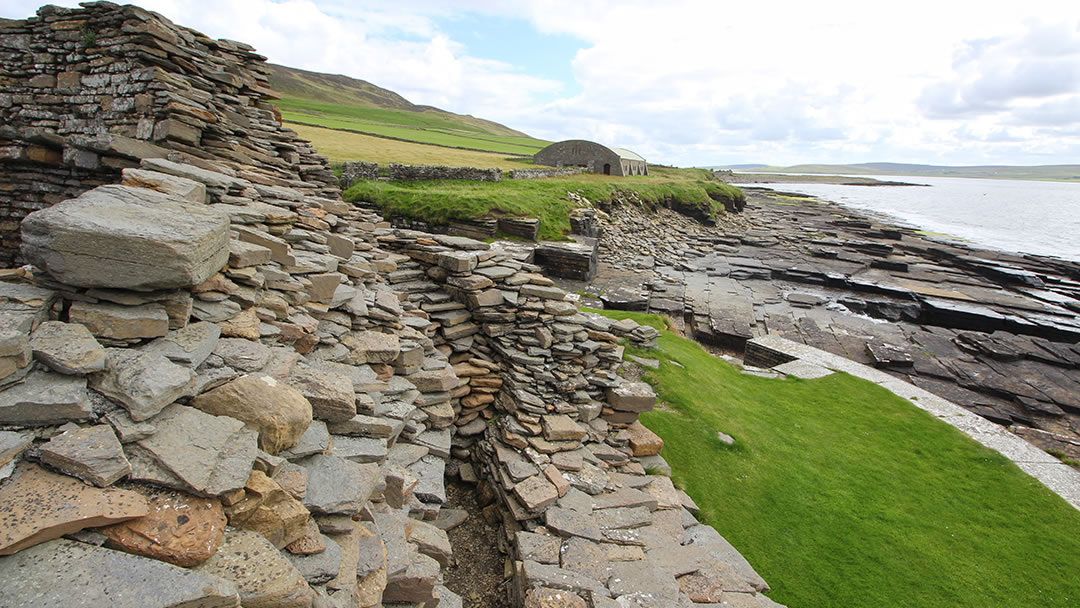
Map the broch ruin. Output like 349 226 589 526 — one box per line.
0 3 784 608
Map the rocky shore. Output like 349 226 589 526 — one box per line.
560 187 1080 461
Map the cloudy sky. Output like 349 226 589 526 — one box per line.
3 0 1080 167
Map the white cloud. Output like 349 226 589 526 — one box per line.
2 0 1079 165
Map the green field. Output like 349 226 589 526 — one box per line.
594 310 1080 608
276 95 549 155
342 168 745 240
289 124 536 169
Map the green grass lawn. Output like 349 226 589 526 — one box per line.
594 310 1080 608
342 168 745 240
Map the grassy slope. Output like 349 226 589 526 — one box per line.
747 162 1080 182
342 167 745 240
289 124 535 169
594 310 1080 608
268 64 549 156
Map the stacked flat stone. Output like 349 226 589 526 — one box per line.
0 1 339 266
0 155 467 607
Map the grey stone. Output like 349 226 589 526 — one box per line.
39 424 130 487
288 534 342 585
90 349 196 422
521 560 609 598
545 506 602 541
68 301 170 341
607 560 681 603
407 518 452 568
29 321 106 375
126 404 258 497
328 414 400 439
0 368 91 426
141 321 220 367
516 531 562 564
280 420 330 460
606 382 656 412
191 298 242 323
382 551 440 604
21 185 230 290
298 453 380 514
141 158 251 192
193 529 313 608
330 435 387 464
407 454 446 504
121 168 207 204
0 538 239 607
0 430 33 470
212 337 271 372
287 367 355 422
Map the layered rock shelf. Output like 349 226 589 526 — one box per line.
571 188 1080 449
0 4 785 608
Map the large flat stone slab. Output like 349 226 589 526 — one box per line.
193 529 313 607
0 463 149 555
0 538 239 607
21 184 230 290
126 404 257 497
0 368 91 426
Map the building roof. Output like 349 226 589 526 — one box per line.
609 147 645 162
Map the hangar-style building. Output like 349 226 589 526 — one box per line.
533 140 648 176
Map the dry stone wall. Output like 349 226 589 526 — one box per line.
388 163 502 182
0 1 338 265
507 166 586 180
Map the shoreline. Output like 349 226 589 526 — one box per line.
555 187 1080 462
733 180 1080 265
724 172 928 187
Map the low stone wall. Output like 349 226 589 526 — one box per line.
506 167 585 180
388 163 502 182
340 161 378 188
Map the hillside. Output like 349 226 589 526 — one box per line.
266 64 550 158
717 162 1080 182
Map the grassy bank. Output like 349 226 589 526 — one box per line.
594 310 1080 608
342 167 745 240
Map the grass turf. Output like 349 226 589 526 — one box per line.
593 309 1080 607
342 167 745 241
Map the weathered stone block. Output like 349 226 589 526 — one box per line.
21 185 230 290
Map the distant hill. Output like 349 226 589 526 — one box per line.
737 162 1080 182
266 64 549 157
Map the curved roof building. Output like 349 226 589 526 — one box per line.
533 140 648 176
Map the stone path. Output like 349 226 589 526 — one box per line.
746 334 1080 510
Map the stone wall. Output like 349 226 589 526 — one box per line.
0 2 339 265
340 160 378 188
388 163 502 182
506 166 585 180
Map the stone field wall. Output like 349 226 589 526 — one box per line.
387 163 502 183
0 3 785 607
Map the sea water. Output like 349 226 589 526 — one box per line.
744 176 1080 262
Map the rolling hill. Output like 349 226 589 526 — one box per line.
266 64 550 160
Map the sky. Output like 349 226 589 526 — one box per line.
3 0 1080 167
